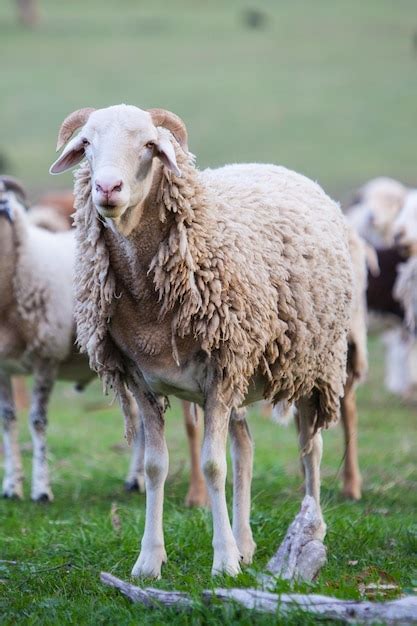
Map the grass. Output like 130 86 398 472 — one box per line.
0 336 416 624
1 1 417 198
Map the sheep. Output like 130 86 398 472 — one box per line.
346 176 407 248
346 178 416 397
0 176 85 500
51 104 354 579
28 190 75 232
0 176 146 501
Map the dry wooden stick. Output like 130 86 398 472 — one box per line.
100 572 417 624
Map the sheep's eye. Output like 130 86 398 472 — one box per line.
82 138 90 146
145 141 155 150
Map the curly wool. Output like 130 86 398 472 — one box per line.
74 143 353 428
73 168 136 442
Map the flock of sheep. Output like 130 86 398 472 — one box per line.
0 104 416 579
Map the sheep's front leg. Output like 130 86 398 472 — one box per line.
202 394 241 577
29 361 56 502
183 401 208 507
130 385 168 579
1 372 24 498
229 409 256 564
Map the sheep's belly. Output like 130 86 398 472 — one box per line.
141 361 205 405
141 362 266 407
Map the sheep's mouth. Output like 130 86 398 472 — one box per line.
96 204 125 219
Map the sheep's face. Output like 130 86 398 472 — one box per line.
391 191 417 255
360 178 406 243
50 105 180 221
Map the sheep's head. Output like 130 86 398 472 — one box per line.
50 104 188 221
391 190 417 256
359 177 406 244
0 176 26 223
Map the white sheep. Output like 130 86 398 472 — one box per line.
346 176 407 248
51 104 354 579
347 179 417 398
0 177 148 501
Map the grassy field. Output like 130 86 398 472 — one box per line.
1 1 417 199
0 337 416 624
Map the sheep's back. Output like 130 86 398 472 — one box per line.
195 163 353 422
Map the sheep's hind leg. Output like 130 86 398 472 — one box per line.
341 379 362 500
130 378 168 579
1 372 24 498
29 361 56 502
297 395 326 539
229 409 256 564
183 401 208 507
125 395 145 493
267 393 327 582
202 391 241 577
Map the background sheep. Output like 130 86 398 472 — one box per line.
51 104 353 579
346 178 417 397
347 177 407 249
0 176 83 499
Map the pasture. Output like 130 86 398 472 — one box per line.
1 1 417 623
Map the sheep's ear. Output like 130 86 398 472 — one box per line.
49 136 85 175
155 135 181 177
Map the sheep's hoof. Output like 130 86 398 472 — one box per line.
212 544 242 577
3 490 23 500
185 482 209 508
131 546 167 579
125 476 145 494
32 491 53 503
342 480 362 501
236 535 257 565
2 480 24 500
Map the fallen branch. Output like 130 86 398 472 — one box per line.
100 572 192 609
100 572 417 624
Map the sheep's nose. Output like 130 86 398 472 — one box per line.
95 179 123 195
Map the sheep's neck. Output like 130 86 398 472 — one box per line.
105 201 173 305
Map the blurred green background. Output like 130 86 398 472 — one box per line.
1 0 417 201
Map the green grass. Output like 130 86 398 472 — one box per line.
1 0 417 198
0 336 416 624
